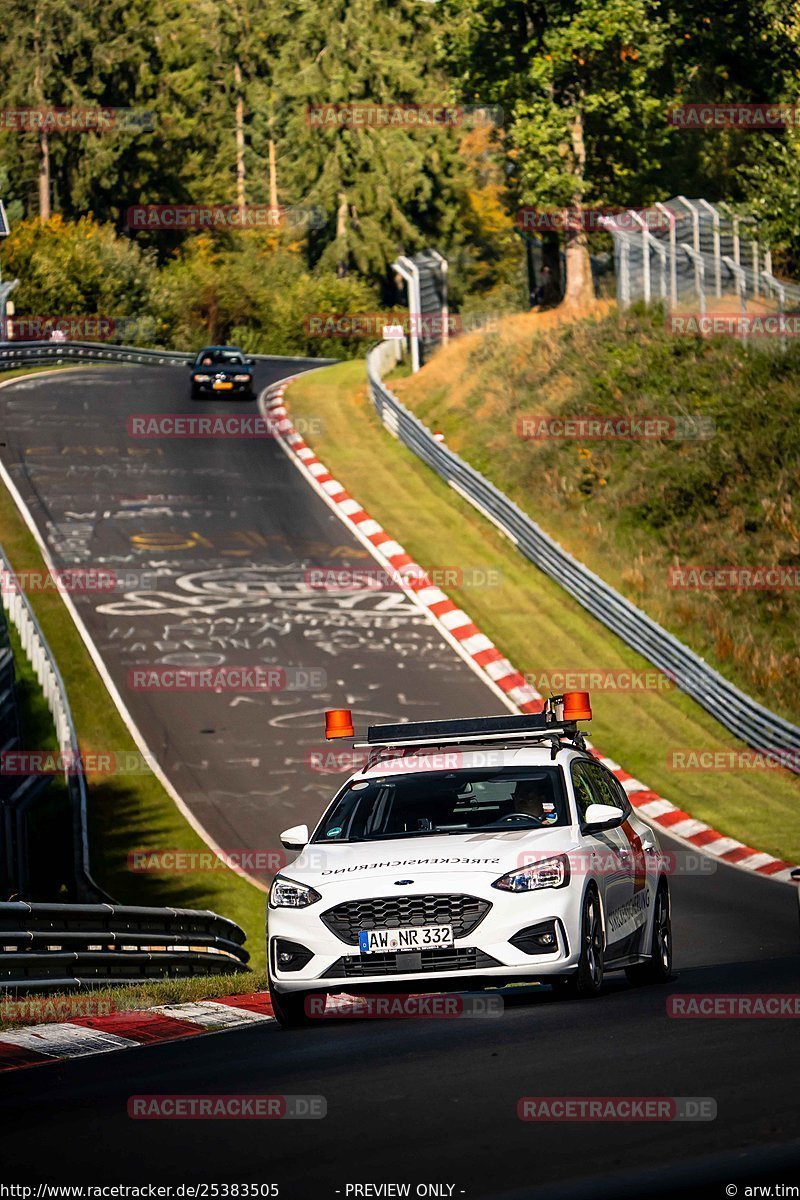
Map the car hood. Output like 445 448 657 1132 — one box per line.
286 828 580 886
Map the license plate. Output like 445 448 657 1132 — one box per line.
358 925 453 954
213 380 234 390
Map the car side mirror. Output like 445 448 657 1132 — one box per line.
280 824 310 850
186 361 195 368
582 803 624 832
247 358 256 367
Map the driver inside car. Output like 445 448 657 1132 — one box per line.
508 779 557 825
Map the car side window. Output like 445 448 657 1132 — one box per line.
570 761 597 821
585 762 628 814
606 770 633 816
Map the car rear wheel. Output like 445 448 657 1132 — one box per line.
625 879 672 985
551 886 604 999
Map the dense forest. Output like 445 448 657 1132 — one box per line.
0 0 798 353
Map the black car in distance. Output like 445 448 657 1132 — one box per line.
189 345 256 400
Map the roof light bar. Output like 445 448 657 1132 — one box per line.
358 694 591 751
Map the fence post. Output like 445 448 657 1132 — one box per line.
681 244 705 316
699 200 722 298
752 239 760 298
655 202 677 309
629 212 651 304
619 239 631 308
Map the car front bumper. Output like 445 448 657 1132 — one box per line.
268 872 587 993
192 380 254 397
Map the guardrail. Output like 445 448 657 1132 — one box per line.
0 544 106 900
0 340 191 370
0 901 249 989
0 340 341 372
366 344 800 771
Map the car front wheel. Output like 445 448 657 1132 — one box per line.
551 885 604 999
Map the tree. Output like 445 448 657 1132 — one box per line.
273 0 473 284
444 0 671 307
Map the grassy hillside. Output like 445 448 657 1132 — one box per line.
286 361 800 863
392 306 800 724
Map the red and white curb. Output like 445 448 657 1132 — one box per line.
0 992 275 1073
262 379 797 886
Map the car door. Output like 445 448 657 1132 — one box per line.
585 761 653 958
570 760 636 958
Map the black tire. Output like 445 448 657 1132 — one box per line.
625 879 672 985
190 388 200 400
268 976 315 1028
551 886 604 998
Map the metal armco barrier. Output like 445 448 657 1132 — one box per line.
0 544 103 901
366 344 800 770
0 340 341 371
0 901 249 989
0 340 191 370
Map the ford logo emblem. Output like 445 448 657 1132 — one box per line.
394 879 414 886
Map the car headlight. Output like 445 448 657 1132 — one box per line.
269 875 322 909
491 854 570 893
193 373 211 382
233 374 251 382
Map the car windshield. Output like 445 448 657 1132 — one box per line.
312 767 568 843
196 349 245 366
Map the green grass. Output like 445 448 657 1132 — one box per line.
286 359 800 863
0 971 268 1030
0 389 267 967
392 305 800 725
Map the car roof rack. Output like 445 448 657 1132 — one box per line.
353 697 592 764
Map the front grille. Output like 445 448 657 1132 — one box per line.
320 894 491 946
322 946 501 979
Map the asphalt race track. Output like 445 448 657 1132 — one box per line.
0 361 498 878
0 859 797 1196
0 361 798 1196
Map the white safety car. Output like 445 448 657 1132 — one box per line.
267 695 673 1027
